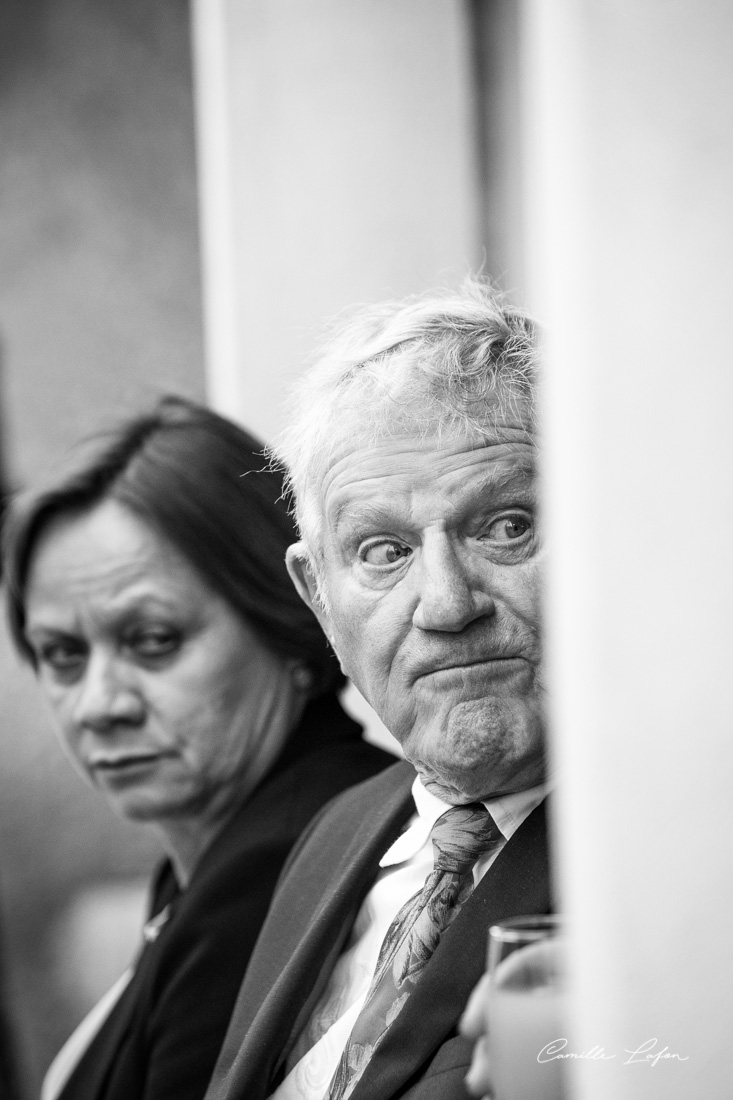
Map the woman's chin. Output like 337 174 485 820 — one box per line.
104 793 170 825
99 784 186 825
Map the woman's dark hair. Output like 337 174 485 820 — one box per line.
3 395 343 695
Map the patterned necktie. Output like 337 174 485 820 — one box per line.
326 803 503 1100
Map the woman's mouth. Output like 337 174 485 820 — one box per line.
91 753 162 773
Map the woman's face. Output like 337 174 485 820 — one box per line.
23 499 301 833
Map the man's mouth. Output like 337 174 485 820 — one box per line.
414 656 526 681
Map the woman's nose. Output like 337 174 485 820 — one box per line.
412 538 495 633
73 652 145 732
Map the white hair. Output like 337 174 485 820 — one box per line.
273 277 539 565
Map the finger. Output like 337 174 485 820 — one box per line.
464 1034 492 1098
459 972 491 1039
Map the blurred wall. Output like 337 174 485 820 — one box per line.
0 1 204 1094
0 0 205 488
193 0 489 440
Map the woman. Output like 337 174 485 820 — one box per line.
3 396 393 1100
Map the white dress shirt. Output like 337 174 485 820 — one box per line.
271 777 547 1100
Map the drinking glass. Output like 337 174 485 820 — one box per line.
486 915 567 1100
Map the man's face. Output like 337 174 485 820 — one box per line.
289 412 546 804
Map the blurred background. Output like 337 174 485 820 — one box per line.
1 1 732 1098
0 2 204 1095
0 2 524 1093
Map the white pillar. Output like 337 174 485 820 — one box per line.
523 2 733 1096
191 0 480 440
191 0 243 420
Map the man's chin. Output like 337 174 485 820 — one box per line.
415 758 545 804
418 773 491 805
401 697 546 803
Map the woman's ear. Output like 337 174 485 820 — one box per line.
285 542 334 641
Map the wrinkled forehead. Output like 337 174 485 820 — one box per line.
319 414 537 534
298 388 537 558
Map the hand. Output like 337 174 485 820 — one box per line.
459 972 493 1098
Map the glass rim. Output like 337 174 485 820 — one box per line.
488 914 563 944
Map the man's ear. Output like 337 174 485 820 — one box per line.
286 542 333 638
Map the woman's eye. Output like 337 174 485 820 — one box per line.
38 644 86 676
485 514 533 542
362 541 412 567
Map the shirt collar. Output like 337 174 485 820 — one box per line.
380 774 549 868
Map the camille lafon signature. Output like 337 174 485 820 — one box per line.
537 1038 689 1067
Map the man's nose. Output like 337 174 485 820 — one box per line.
74 652 145 732
412 538 495 633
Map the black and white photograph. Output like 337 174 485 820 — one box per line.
0 3 730 1100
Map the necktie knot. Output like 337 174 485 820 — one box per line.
430 803 501 874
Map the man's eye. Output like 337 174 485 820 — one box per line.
361 541 412 567
485 514 532 542
130 630 180 658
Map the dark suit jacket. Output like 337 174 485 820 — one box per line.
206 760 551 1100
0 902 19 1100
54 693 394 1100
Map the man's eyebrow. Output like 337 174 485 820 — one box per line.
332 499 401 535
474 458 536 491
331 460 537 534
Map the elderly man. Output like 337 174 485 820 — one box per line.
205 279 552 1100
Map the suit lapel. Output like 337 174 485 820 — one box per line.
349 800 551 1100
211 763 416 1100
275 783 414 1074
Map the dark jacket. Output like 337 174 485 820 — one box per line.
206 760 551 1100
0 906 19 1100
55 693 394 1100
